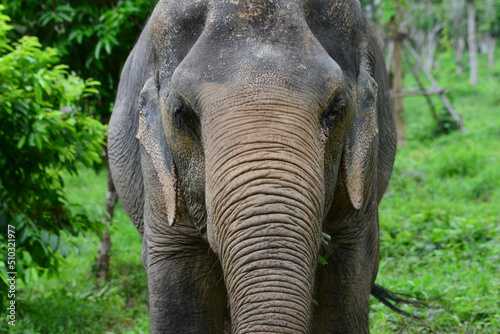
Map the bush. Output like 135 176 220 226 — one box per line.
0 5 106 306
3 0 157 122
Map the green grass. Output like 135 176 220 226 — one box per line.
4 50 500 333
370 50 500 332
1 168 150 334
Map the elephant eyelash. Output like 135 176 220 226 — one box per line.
173 103 202 142
321 98 346 129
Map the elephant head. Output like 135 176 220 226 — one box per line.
108 0 396 333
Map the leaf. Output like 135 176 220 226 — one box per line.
68 30 83 44
28 132 36 147
322 232 331 245
18 227 29 243
318 254 328 266
49 234 59 252
107 34 119 46
22 251 33 265
40 230 50 247
57 13 72 22
34 84 43 103
85 79 101 86
34 133 43 149
94 40 102 60
59 242 70 258
104 40 112 55
40 12 54 26
17 135 27 149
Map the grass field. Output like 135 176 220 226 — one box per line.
3 51 499 333
369 50 500 332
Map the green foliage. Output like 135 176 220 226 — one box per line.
432 109 460 137
490 2 500 38
381 1 399 25
0 6 106 305
317 255 328 266
371 49 500 332
0 169 149 334
0 2 497 332
2 0 157 121
358 0 403 27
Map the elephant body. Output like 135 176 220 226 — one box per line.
108 0 397 333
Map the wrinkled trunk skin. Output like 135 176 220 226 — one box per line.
203 86 325 334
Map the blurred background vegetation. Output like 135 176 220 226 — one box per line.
0 0 499 333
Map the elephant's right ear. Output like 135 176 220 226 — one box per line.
136 78 178 226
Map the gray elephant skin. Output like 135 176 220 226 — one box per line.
108 0 397 333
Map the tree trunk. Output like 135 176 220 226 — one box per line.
488 37 497 70
389 2 406 147
454 36 466 74
468 2 478 86
419 24 443 73
96 151 119 283
393 38 405 147
386 40 395 72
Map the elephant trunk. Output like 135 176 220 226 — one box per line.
204 89 325 333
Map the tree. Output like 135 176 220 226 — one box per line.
0 6 106 305
389 1 407 146
359 0 398 35
2 0 157 281
482 0 499 70
445 0 468 73
3 0 156 121
467 0 479 86
405 1 445 72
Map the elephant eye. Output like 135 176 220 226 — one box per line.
321 96 346 129
173 101 202 142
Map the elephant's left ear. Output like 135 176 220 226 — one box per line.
342 68 379 210
136 78 178 226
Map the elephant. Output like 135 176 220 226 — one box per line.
108 0 397 333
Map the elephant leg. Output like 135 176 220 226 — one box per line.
144 228 227 334
140 146 227 333
312 203 380 333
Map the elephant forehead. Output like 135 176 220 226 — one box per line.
172 47 345 115
150 0 362 46
150 0 303 35
206 0 305 33
151 0 362 92
205 0 362 34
